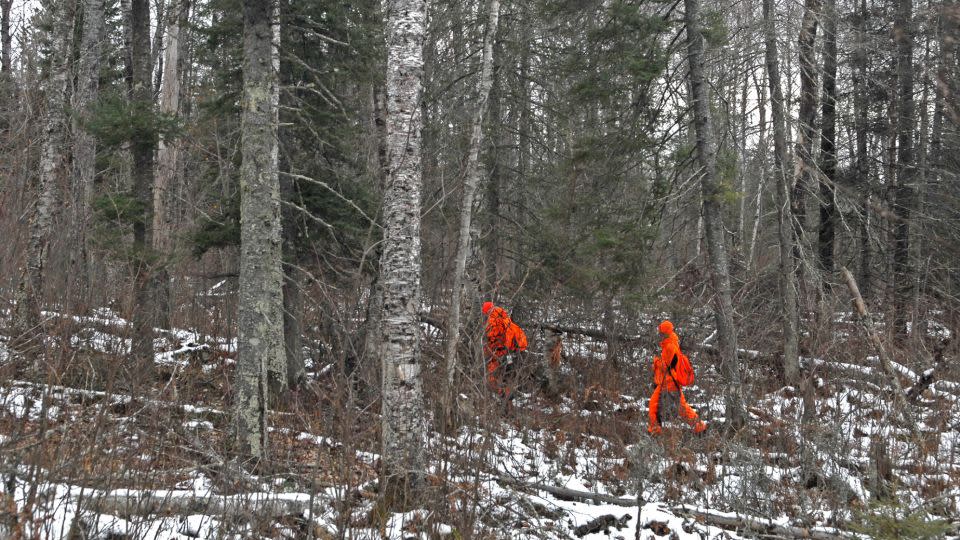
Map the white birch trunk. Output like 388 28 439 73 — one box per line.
444 0 500 396
12 1 72 347
380 0 428 506
234 0 284 461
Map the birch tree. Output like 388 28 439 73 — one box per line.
380 0 429 505
234 0 284 460
12 0 72 349
683 0 746 429
443 0 500 409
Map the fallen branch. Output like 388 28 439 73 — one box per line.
419 313 654 348
496 477 860 540
79 491 324 520
496 476 635 507
840 267 915 429
675 505 861 540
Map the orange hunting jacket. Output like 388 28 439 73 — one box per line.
652 332 682 391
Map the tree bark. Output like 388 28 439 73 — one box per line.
792 0 821 307
853 0 872 296
282 262 306 390
130 0 158 366
71 0 107 308
817 0 838 277
0 0 11 74
763 0 801 386
444 0 500 402
153 0 190 328
234 0 284 461
746 69 766 270
683 0 746 429
380 0 428 507
11 0 73 349
151 0 167 94
892 0 916 341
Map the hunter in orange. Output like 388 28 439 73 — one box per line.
482 301 527 397
648 320 707 435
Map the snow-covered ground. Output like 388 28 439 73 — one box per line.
0 308 957 539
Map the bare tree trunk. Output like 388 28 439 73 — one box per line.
763 0 801 386
234 0 283 461
817 0 837 278
684 0 746 429
380 0 428 507
130 0 158 366
12 1 72 349
0 0 11 74
280 160 305 390
444 0 500 405
746 69 766 271
853 0 872 296
151 0 166 94
153 0 190 328
121 0 133 89
282 263 306 390
70 0 106 308
792 0 821 311
892 0 916 341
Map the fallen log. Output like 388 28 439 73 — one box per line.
79 491 325 520
496 476 635 507
675 505 859 540
840 267 915 430
496 477 858 540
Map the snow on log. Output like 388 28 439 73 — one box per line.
79 491 325 519
497 477 860 540
675 505 861 540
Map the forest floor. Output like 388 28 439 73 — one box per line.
0 306 958 539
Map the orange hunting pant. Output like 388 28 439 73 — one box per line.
648 385 700 429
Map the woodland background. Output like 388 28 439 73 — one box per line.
0 0 958 537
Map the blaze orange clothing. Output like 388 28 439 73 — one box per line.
656 332 683 390
652 354 681 392
484 306 512 359
648 321 705 434
485 305 523 399
648 385 702 432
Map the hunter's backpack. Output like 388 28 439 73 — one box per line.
505 320 528 352
670 352 695 386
